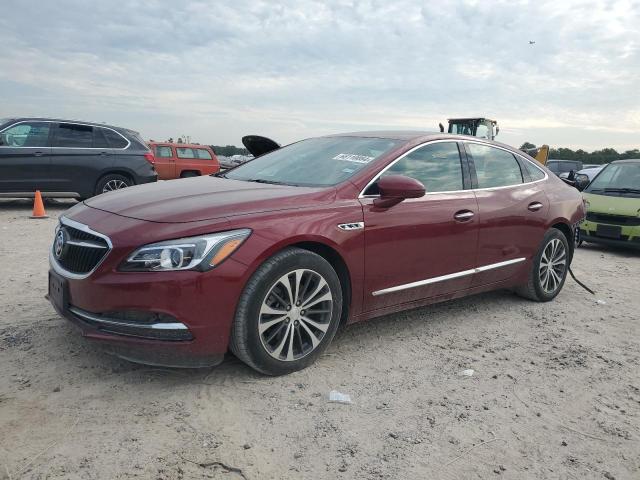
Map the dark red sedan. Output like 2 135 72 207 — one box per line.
48 132 584 375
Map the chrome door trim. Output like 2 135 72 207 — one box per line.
371 257 526 296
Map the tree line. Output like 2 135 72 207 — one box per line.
520 142 639 164
210 145 250 157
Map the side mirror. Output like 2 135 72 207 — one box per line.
373 175 425 208
575 174 590 191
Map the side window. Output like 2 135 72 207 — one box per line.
195 149 212 159
523 160 546 181
93 128 110 148
53 123 93 148
155 146 173 158
176 147 196 158
365 142 463 195
0 122 51 147
103 129 128 149
467 143 523 188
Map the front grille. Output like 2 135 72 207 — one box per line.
586 212 640 226
53 224 110 275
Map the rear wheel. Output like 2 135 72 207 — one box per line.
180 171 199 178
95 174 132 195
516 228 570 302
230 248 343 375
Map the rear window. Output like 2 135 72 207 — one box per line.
195 149 212 159
523 160 546 181
103 129 128 149
155 146 173 158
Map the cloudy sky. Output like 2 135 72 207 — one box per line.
1 0 638 151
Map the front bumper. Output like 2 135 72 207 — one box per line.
48 256 250 368
580 218 640 250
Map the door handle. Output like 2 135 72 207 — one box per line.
528 202 543 212
100 151 110 155
454 210 475 221
34 151 43 157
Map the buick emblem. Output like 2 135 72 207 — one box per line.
54 228 68 259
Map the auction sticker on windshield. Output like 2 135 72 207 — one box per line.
333 153 375 164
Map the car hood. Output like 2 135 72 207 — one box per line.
84 176 336 223
583 192 640 217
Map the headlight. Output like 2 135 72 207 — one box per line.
119 229 251 272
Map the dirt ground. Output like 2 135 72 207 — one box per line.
0 198 638 480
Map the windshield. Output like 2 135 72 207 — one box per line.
225 136 403 187
585 162 640 197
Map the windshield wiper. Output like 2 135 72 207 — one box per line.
213 172 227 178
604 188 640 194
246 178 288 185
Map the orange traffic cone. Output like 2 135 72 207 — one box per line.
30 190 48 219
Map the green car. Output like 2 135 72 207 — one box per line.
579 159 640 249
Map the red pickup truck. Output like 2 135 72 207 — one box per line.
148 142 220 180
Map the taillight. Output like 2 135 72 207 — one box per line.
144 152 155 164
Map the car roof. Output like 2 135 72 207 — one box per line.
149 141 211 149
325 130 441 140
611 159 640 164
5 117 130 132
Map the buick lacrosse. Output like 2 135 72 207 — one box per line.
48 132 584 375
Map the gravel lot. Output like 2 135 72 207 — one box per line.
0 199 639 480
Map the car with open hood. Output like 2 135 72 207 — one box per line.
48 131 584 375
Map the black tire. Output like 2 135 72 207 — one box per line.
230 247 343 376
575 227 583 247
95 174 132 196
516 228 570 302
180 171 199 178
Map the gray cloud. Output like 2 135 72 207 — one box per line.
1 0 638 150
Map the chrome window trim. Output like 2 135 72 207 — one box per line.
372 257 526 296
358 138 548 198
0 120 131 150
49 217 113 280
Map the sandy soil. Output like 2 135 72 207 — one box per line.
0 198 638 480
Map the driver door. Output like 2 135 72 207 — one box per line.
360 141 479 312
0 121 53 193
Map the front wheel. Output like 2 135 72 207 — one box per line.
516 228 570 302
230 248 343 375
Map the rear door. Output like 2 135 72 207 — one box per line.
153 145 176 179
360 141 479 312
464 142 549 287
49 123 113 194
0 121 53 193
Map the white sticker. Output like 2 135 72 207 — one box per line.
333 153 375 164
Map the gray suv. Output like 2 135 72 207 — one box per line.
0 118 157 199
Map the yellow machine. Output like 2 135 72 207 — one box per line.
443 117 499 141
523 144 550 165
439 117 550 165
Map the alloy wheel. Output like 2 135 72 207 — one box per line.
259 269 333 361
103 179 129 192
539 238 567 294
